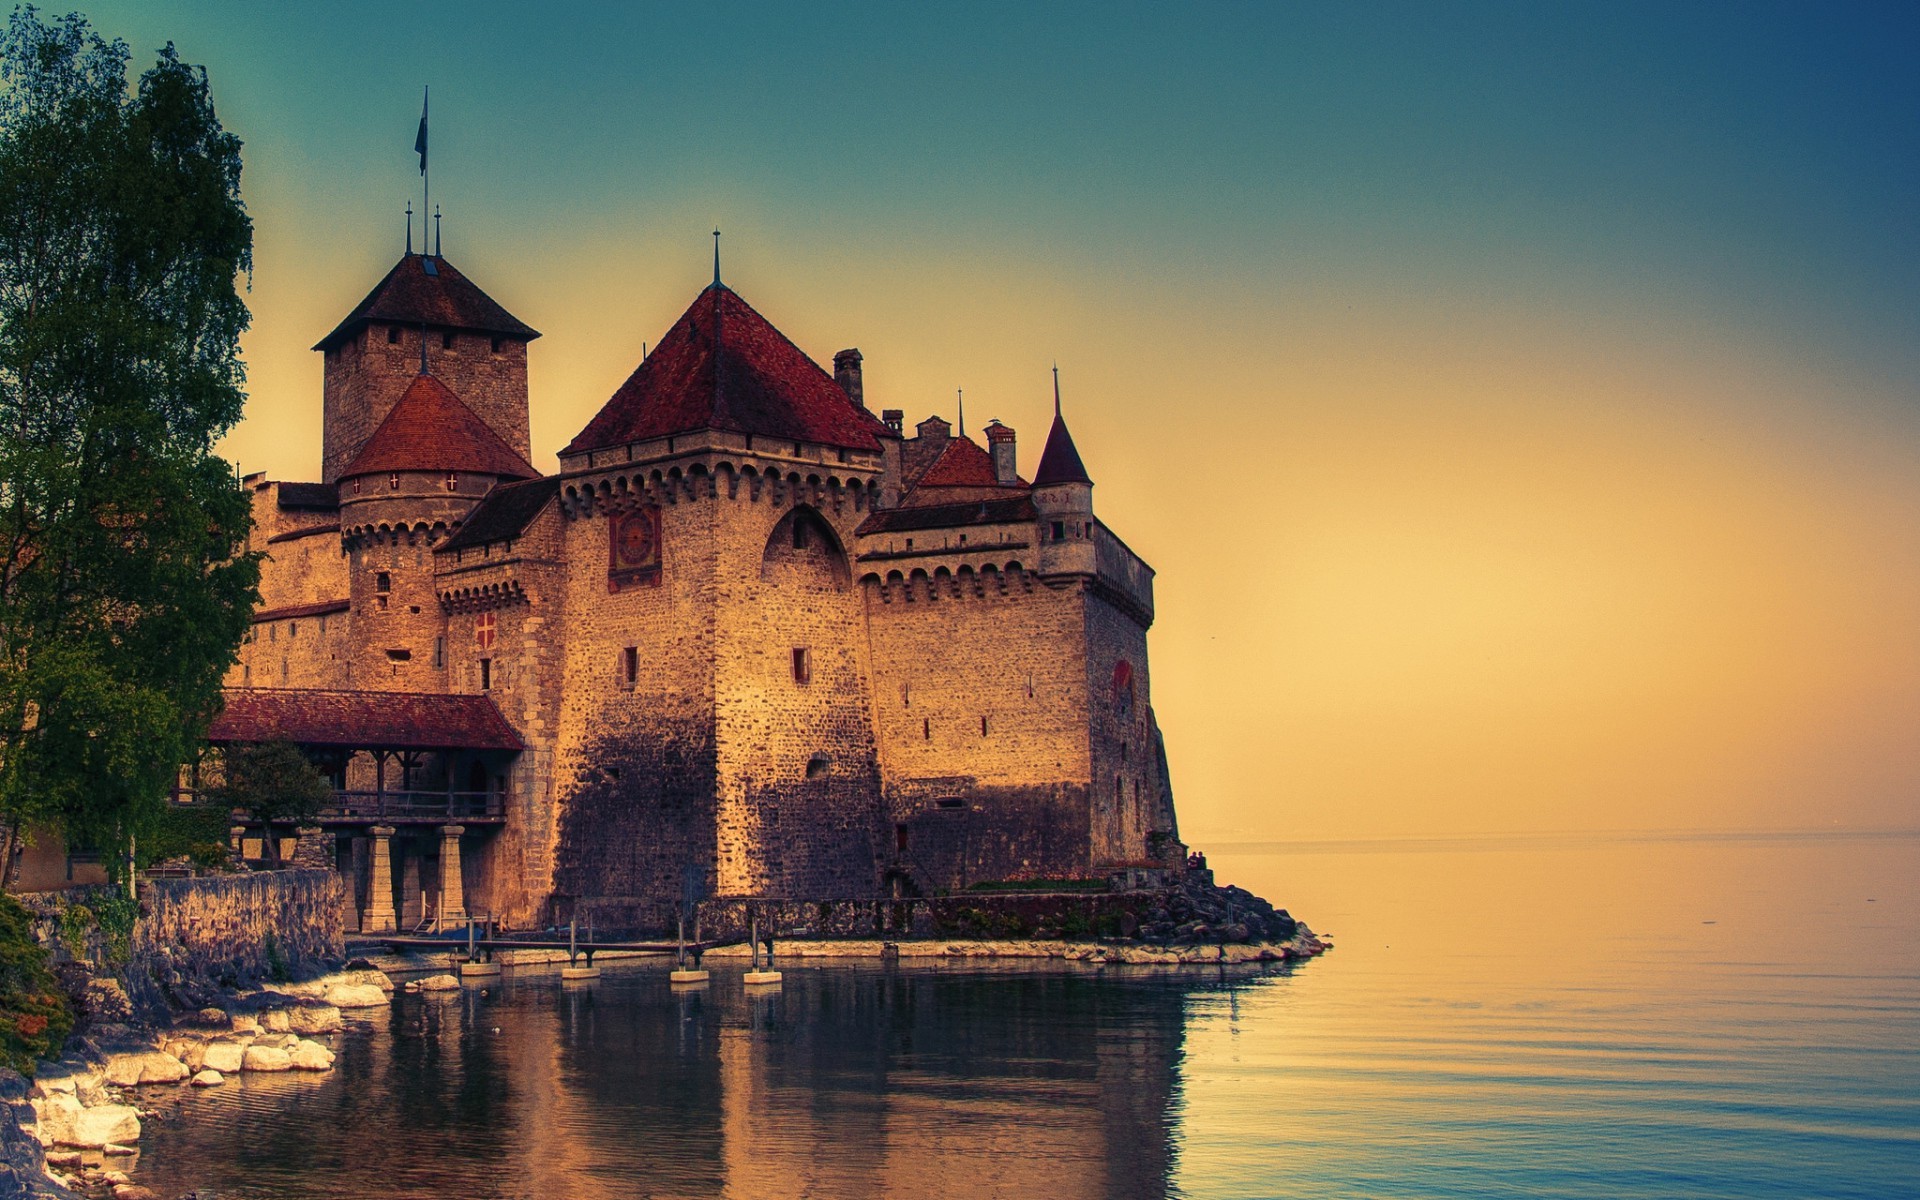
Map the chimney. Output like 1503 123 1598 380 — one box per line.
985 420 1017 484
833 348 864 408
881 408 904 436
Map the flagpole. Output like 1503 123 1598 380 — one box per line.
421 86 429 260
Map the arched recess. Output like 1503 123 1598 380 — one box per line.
760 504 851 589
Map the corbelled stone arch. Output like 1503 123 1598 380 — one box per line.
760 504 851 589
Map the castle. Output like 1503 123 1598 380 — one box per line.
210 243 1181 932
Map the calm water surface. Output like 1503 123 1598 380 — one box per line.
129 833 1919 1199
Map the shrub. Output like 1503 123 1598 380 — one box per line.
0 896 74 1074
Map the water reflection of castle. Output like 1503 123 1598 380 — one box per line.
138 965 1212 1198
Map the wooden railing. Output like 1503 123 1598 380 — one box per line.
322 789 504 821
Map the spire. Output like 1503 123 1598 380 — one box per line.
1032 365 1092 487
957 388 965 437
434 205 442 257
405 201 413 255
712 228 722 288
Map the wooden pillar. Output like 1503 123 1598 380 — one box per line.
361 824 397 933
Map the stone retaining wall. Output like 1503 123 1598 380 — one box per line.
24 870 346 1019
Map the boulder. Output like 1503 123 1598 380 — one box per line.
104 1051 187 1088
262 1009 291 1033
102 1142 136 1157
229 1014 261 1035
190 1070 224 1087
34 1094 141 1148
325 983 389 1009
417 974 460 992
287 1040 334 1071
241 1045 292 1072
112 1185 159 1200
199 1042 245 1075
287 1005 342 1034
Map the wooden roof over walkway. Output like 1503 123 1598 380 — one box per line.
209 688 524 752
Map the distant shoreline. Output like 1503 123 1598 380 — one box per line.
1203 827 1920 855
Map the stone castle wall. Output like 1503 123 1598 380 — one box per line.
321 325 529 483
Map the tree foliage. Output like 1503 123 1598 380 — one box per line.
203 741 328 866
0 9 258 877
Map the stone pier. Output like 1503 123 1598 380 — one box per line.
360 825 397 933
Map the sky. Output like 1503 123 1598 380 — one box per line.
76 1 1920 841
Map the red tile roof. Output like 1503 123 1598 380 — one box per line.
914 435 1004 488
209 688 524 751
340 373 539 481
313 254 539 351
856 494 1039 536
564 284 895 457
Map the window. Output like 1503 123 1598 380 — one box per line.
980 715 989 737
1051 521 1064 540
352 479 362 494
901 683 911 708
319 615 328 634
479 658 492 690
375 571 391 609
1115 776 1123 802
389 473 400 490
242 663 250 684
490 337 503 354
1120 741 1128 762
896 824 909 851
280 658 289 682
935 798 964 810
386 648 411 662
905 538 914 550
268 623 276 642
441 331 454 350
923 718 931 741
387 326 400 344
623 646 638 687
289 622 298 638
791 647 811 685
444 473 458 492
806 754 830 780
433 636 445 668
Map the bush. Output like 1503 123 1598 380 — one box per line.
138 802 233 871
0 896 74 1074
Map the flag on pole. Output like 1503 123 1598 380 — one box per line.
414 87 428 175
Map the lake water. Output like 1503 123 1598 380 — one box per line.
127 832 1919 1199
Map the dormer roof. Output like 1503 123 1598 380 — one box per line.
314 254 539 351
340 373 539 481
564 284 895 457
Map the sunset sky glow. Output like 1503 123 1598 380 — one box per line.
83 1 1920 840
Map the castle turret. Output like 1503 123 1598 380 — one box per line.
337 371 539 690
1032 373 1095 568
315 253 540 484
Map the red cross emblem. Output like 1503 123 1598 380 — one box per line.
475 612 496 650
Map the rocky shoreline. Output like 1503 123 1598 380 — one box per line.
0 969 394 1200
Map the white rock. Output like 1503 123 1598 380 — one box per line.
104 1051 187 1088
28 1073 78 1098
101 1168 130 1184
241 1044 292 1072
199 1042 245 1074
287 1040 334 1071
104 1142 137 1157
262 1009 291 1033
34 1094 142 1148
417 974 460 992
190 1069 223 1087
287 1005 343 1034
229 1014 261 1035
324 983 389 1009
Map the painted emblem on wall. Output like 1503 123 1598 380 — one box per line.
474 611 496 650
608 506 662 592
1112 660 1135 714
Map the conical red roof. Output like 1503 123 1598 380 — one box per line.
565 284 895 456
314 254 539 351
341 373 539 480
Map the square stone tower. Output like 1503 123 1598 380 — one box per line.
315 253 540 484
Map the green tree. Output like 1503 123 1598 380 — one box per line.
203 741 329 868
0 9 259 885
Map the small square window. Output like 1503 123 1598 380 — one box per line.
441 331 454 350
791 647 810 685
375 572 391 593
1051 521 1064 540
387 326 400 345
